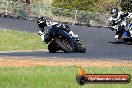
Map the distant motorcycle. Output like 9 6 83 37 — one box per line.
111 19 132 43
123 23 132 37
46 26 86 53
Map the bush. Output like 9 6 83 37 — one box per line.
121 0 132 12
52 0 99 12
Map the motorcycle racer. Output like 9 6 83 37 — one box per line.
109 7 132 42
37 16 78 51
37 17 78 43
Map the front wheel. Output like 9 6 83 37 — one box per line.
78 43 86 53
48 41 58 53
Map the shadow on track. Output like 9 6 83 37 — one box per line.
108 38 132 45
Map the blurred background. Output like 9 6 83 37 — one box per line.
0 0 131 27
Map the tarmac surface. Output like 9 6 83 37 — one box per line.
0 17 132 60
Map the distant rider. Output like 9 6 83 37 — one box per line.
37 16 78 45
109 7 132 42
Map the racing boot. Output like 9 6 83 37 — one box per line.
115 35 124 43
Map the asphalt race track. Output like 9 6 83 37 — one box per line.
0 17 132 60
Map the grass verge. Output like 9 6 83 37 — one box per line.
0 66 132 88
0 29 47 51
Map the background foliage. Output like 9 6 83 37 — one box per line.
52 0 114 12
52 0 132 12
121 0 132 12
12 0 132 12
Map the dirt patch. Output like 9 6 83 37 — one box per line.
0 57 132 67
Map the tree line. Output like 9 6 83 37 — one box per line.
11 0 132 12
52 0 132 12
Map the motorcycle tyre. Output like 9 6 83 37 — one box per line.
55 38 73 53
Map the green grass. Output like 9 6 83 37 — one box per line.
0 29 47 51
0 66 132 88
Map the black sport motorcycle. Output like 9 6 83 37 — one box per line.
46 27 86 53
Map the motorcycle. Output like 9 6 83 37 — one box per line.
46 26 86 53
110 18 132 43
124 23 132 37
